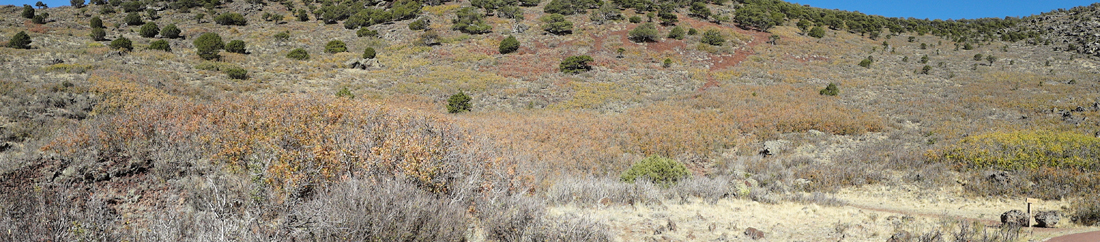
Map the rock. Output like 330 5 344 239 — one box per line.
103 51 123 58
760 139 792 156
744 227 764 240
344 58 383 70
48 58 63 65
1035 211 1061 228
1001 210 1029 227
887 231 912 242
986 171 1013 186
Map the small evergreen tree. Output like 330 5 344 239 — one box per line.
447 91 472 113
687 28 698 35
540 14 573 35
701 29 724 46
161 24 181 38
124 12 143 25
215 13 247 26
667 26 685 40
808 26 825 38
357 28 379 37
559 55 593 74
324 40 347 53
193 32 224 60
139 22 159 38
409 18 428 30
90 16 104 28
109 36 132 51
858 58 872 68
498 35 519 54
628 15 642 23
620 155 689 186
921 65 932 74
32 14 47 24
819 83 839 96
363 47 376 59
452 7 492 34
297 9 309 21
628 22 658 42
287 48 309 60
148 39 171 51
225 67 248 80
225 40 246 54
689 2 710 19
89 27 106 41
71 0 86 8
22 5 35 19
7 31 32 49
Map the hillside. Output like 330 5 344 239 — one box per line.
2 0 1100 240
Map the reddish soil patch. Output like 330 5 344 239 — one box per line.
1046 231 1100 242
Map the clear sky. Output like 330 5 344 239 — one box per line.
1 0 1098 20
789 0 1099 20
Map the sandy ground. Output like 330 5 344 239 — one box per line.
548 184 1095 241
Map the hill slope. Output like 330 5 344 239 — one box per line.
2 0 1100 240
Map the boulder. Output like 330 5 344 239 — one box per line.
744 227 764 240
1035 211 1061 228
345 58 383 70
887 231 912 242
760 140 792 156
1001 210 1029 227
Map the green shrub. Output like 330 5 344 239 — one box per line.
409 18 428 30
499 35 519 54
224 40 246 54
90 27 106 41
124 12 143 25
148 39 171 51
90 16 104 28
858 58 871 68
121 1 143 12
628 15 641 23
362 47 376 59
689 2 710 19
620 155 690 186
22 5 35 19
447 91 471 113
973 53 983 61
628 22 658 42
809 26 825 38
559 55 593 74
139 22 159 37
963 43 973 50
215 12 247 26
920 55 929 63
519 0 539 6
336 87 354 98
1073 194 1100 226
657 8 677 25
7 31 32 49
297 9 309 21
937 130 1100 171
146 9 158 20
99 5 115 14
109 36 132 51
921 65 932 74
357 28 379 37
287 48 309 60
687 28 698 35
193 32 224 60
701 29 724 46
71 0 85 8
452 7 491 34
324 40 347 53
667 26 685 40
161 24 181 38
224 67 248 80
662 58 671 68
541 14 573 35
274 30 290 41
32 14 47 24
819 83 838 96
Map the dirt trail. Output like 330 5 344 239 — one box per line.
1046 231 1100 242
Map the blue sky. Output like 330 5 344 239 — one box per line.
788 0 1098 20
1 0 1097 20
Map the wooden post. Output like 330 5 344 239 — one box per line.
1027 198 1032 228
